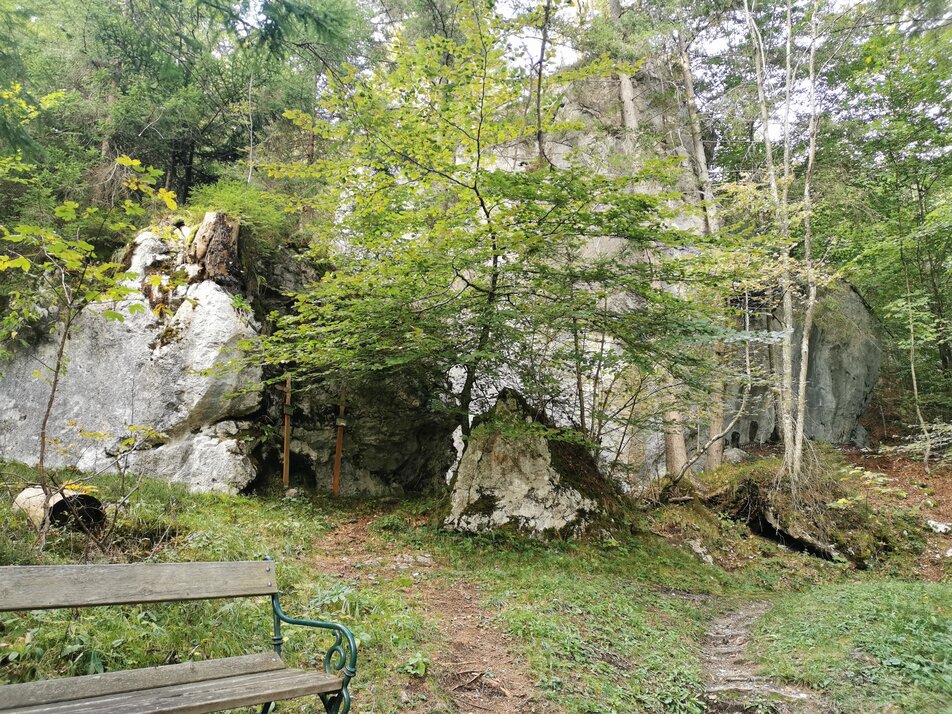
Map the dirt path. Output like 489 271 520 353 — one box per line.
311 515 557 713
702 601 821 713
421 582 559 714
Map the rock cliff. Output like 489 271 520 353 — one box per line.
0 217 261 492
0 213 456 495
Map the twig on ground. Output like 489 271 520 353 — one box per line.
453 671 486 690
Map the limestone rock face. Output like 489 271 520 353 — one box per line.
0 214 458 496
797 286 882 444
728 284 881 449
445 391 604 535
0 218 261 493
284 377 457 497
623 284 881 481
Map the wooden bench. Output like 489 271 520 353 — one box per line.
0 560 357 713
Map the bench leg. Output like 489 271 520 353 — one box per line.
320 689 350 714
260 703 273 714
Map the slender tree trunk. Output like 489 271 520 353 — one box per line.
609 0 639 132
572 317 587 437
901 245 932 472
182 144 195 205
791 8 821 479
535 0 553 165
744 0 797 488
35 306 78 552
247 71 255 184
705 369 726 469
459 230 500 436
676 30 718 234
671 288 755 493
308 68 321 165
663 401 689 479
676 28 729 470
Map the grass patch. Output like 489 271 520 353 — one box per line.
372 510 740 713
0 472 434 713
752 581 952 713
1 462 948 713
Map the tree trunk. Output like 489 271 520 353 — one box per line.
791 8 821 479
609 0 639 132
182 143 195 205
676 30 718 234
35 306 78 552
744 0 797 487
676 28 728 471
535 0 553 165
663 407 689 478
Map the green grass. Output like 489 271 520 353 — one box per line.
752 581 952 713
1 465 949 713
391 524 729 713
0 473 434 713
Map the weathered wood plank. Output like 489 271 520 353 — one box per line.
0 562 278 611
0 653 286 710
7 670 343 714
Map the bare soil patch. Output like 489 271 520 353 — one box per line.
420 583 559 714
310 515 382 576
703 601 822 713
311 514 557 712
843 450 952 581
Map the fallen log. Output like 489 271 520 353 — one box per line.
13 486 106 530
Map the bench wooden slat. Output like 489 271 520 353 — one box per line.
0 653 286 710
0 562 278 611
7 669 343 714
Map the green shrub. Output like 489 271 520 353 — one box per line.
187 180 294 244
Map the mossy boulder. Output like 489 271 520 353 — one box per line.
444 390 620 536
706 456 920 567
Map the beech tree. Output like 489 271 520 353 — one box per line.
259 4 704 461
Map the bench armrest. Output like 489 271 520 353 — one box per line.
270 593 357 714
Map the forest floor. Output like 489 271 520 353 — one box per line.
0 450 949 714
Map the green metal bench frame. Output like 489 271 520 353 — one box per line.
0 558 358 714
267 560 357 714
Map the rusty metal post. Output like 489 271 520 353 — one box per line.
282 373 292 488
332 395 346 497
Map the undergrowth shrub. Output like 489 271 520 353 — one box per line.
187 179 294 246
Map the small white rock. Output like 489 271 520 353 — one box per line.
723 447 749 465
687 538 715 565
926 520 951 534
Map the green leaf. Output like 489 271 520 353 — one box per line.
0 255 30 272
54 201 80 221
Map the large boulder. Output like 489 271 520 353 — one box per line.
624 284 882 481
0 217 262 493
0 214 459 496
445 390 614 535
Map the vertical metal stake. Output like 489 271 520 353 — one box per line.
282 373 292 489
332 394 345 497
